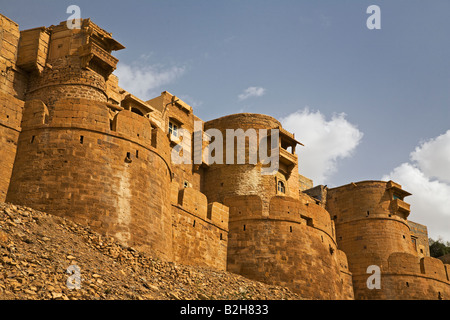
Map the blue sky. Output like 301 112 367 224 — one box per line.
1 0 449 241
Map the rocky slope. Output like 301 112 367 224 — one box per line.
0 202 302 300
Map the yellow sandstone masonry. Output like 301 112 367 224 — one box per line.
0 13 448 300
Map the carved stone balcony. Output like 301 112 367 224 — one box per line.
78 42 119 77
279 147 297 177
279 147 297 166
392 198 411 218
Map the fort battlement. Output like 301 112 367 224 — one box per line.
326 180 450 299
1 13 449 300
350 252 450 300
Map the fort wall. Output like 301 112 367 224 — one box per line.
0 92 23 202
171 185 229 270
6 98 174 260
0 15 27 100
224 194 353 299
0 15 26 202
326 180 448 299
353 253 450 299
1 13 449 299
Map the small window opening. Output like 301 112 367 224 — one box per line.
193 220 196 227
366 211 370 217
406 282 409 287
289 226 292 233
301 215 313 227
136 150 139 159
277 181 285 194
220 233 223 240
30 136 35 143
80 136 84 144
243 224 246 231
169 121 179 137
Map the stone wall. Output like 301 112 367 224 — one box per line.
408 220 431 257
26 56 108 110
1 13 449 300
6 98 174 261
171 186 229 270
224 194 354 300
353 253 450 300
0 92 23 202
0 14 26 202
326 180 448 300
0 14 27 100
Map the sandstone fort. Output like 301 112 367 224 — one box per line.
0 14 449 300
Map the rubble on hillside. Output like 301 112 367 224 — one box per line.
0 202 302 300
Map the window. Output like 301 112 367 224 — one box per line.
277 180 285 194
169 121 178 137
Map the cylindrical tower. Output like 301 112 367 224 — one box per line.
203 113 298 211
6 20 174 261
326 181 419 298
202 113 354 299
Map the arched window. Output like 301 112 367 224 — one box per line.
277 180 285 194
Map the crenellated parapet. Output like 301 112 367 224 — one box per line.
326 180 450 300
6 96 174 260
170 184 229 270
352 252 450 300
1 12 448 300
224 194 354 299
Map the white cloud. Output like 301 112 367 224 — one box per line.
410 130 450 183
114 61 186 100
382 130 450 242
280 108 363 185
238 87 266 101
